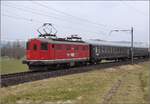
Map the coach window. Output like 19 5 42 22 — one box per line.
104 47 106 53
101 46 104 53
41 42 48 50
116 48 118 53
123 48 125 53
33 44 37 50
103 47 105 53
121 48 123 54
110 47 112 54
97 47 99 53
108 47 110 53
112 47 114 54
106 47 108 53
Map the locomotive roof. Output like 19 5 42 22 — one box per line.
29 38 89 45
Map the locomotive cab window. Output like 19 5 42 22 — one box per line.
26 42 29 50
41 42 48 50
33 44 37 50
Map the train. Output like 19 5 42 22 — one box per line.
23 23 149 70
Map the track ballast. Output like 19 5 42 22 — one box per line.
1 58 149 87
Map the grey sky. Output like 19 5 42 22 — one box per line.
1 1 149 44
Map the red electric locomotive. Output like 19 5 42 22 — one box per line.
23 23 90 70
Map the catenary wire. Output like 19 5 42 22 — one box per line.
2 4 108 36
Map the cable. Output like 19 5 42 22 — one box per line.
31 1 110 34
32 1 111 30
2 14 34 22
2 4 94 28
120 1 147 16
2 13 106 37
4 2 110 32
2 4 108 36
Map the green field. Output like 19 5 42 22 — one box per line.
0 61 149 104
0 58 28 75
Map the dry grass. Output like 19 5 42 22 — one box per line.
0 61 149 104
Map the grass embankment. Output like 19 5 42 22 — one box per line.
0 58 28 75
110 62 150 104
0 61 149 104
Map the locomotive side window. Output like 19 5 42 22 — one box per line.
33 44 37 50
55 44 62 50
82 46 85 50
52 44 54 48
41 43 48 50
82 46 87 50
75 46 78 50
66 45 71 50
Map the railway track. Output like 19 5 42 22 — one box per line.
1 58 149 87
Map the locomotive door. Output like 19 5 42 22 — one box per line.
30 40 40 60
70 45 75 58
70 45 75 66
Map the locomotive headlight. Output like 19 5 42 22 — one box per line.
27 54 30 58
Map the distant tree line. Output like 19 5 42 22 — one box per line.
1 41 26 59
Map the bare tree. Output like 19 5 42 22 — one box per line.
1 40 25 59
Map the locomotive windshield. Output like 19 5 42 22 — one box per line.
26 42 29 50
33 44 37 50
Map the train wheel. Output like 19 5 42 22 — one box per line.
28 65 48 71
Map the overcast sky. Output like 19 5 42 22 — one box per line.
1 1 149 44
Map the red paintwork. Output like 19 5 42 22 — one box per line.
26 38 89 62
27 39 52 60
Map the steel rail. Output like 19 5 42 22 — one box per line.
0 58 148 87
